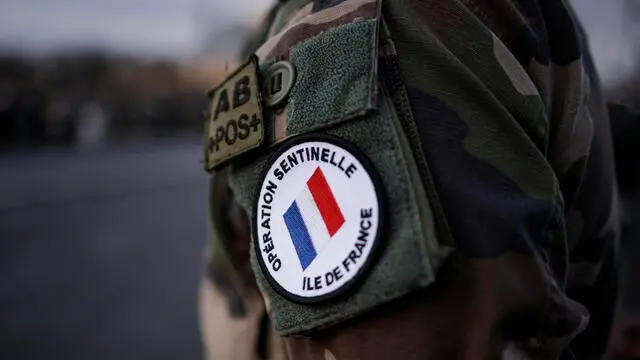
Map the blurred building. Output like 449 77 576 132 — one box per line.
0 52 237 148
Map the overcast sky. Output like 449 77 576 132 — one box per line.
0 0 272 59
0 0 637 85
573 0 638 86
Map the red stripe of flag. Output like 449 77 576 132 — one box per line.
307 167 345 237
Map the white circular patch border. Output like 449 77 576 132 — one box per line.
253 134 385 303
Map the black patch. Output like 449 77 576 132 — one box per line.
256 312 270 358
269 72 283 96
511 0 582 66
407 86 553 258
510 27 549 66
511 0 550 66
609 104 640 195
559 156 588 209
538 0 581 65
312 0 346 13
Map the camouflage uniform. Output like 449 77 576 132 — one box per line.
200 0 619 359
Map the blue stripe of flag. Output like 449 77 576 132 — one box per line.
283 201 317 270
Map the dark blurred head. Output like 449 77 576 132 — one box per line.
609 103 640 197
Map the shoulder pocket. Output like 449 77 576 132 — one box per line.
228 0 451 335
284 15 379 134
256 0 381 141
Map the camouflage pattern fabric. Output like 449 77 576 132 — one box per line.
201 0 619 359
200 168 287 359
199 6 289 359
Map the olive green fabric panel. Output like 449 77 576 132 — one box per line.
286 18 378 134
228 19 444 335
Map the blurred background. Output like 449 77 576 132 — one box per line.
0 0 638 359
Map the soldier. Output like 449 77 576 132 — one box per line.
200 0 620 359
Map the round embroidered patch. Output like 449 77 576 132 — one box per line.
253 135 384 303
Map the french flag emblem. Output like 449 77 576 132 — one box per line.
283 167 346 270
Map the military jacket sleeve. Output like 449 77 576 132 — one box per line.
203 0 619 359
199 6 288 360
